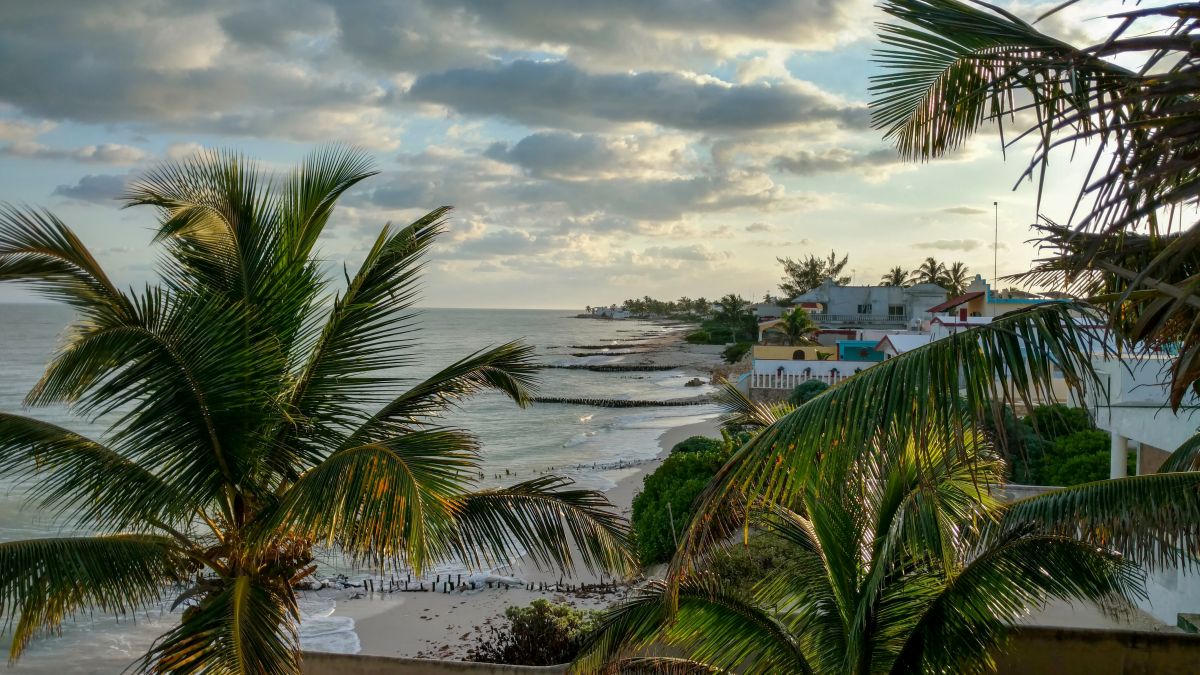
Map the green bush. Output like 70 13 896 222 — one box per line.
671 435 724 455
722 341 752 364
684 330 710 344
1022 403 1093 439
787 379 829 406
705 535 812 599
1041 430 1127 486
467 600 600 665
632 447 728 565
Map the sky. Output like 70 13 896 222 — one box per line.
0 0 1138 308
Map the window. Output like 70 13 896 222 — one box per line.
888 305 906 317
856 303 872 314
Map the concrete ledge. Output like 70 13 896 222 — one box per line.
302 652 567 675
996 626 1200 675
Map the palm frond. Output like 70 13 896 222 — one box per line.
995 472 1200 571
26 288 282 505
0 413 189 532
889 532 1142 674
872 0 1129 161
448 475 636 577
0 205 131 315
141 575 299 675
281 209 449 462
575 577 812 675
0 535 188 662
343 341 539 448
267 429 479 573
1158 432 1200 473
122 149 279 303
277 145 377 261
713 382 791 430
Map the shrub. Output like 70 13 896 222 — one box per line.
467 600 600 666
788 379 829 406
632 448 728 565
1022 403 1093 439
722 341 752 363
684 330 710 344
671 435 723 455
1041 430 1127 486
705 535 812 599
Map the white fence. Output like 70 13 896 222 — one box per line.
749 372 850 390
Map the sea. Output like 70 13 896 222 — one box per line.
0 304 719 672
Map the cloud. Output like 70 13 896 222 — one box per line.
643 244 729 262
484 131 692 180
52 173 129 203
940 205 988 215
408 60 867 132
745 222 773 233
911 238 999 252
0 141 147 164
771 147 903 180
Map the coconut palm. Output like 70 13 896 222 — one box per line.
879 265 910 287
0 148 634 673
944 261 970 295
910 256 945 287
778 308 818 347
578 418 1187 674
870 0 1200 409
575 305 1200 673
714 294 753 342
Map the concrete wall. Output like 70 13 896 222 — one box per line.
303 653 566 675
752 345 839 361
307 627 1200 674
995 626 1200 675
751 358 867 377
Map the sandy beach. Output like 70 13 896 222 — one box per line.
326 336 723 661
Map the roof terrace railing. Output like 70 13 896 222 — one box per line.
809 313 910 325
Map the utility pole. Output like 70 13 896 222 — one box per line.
992 201 999 317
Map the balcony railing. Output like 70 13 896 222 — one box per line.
809 313 910 325
749 372 850 390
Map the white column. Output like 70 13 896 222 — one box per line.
1110 433 1129 479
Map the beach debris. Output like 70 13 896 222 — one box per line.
684 377 704 387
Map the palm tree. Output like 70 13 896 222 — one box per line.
870 0 1200 409
779 308 818 346
576 307 1200 673
879 265 910 287
910 256 945 287
0 148 634 673
714 294 752 342
944 261 970 295
579 416 1174 673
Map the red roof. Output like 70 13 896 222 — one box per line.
927 291 983 313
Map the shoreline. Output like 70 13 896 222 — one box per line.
333 403 722 661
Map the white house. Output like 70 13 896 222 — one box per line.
793 280 947 329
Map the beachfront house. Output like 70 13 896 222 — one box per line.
928 275 1065 321
588 305 631 319
792 279 947 329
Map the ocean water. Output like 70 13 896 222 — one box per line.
0 304 718 672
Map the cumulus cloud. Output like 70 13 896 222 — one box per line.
408 60 867 132
52 173 129 203
745 222 773 233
